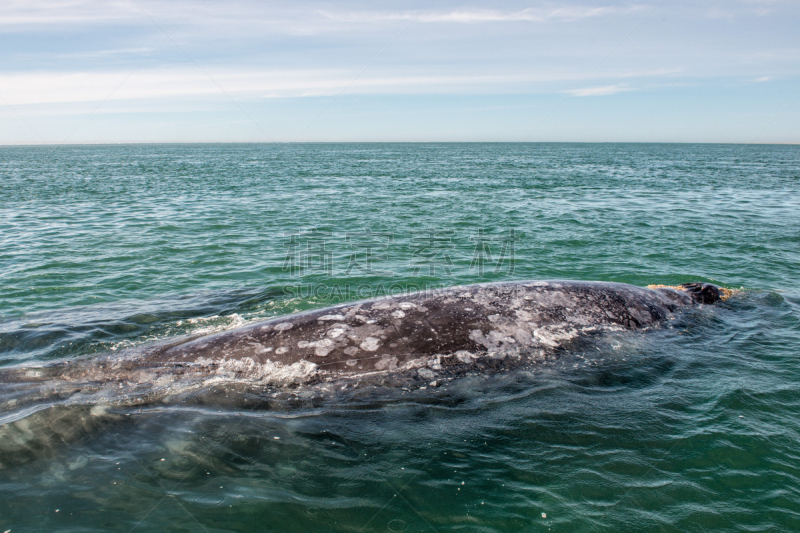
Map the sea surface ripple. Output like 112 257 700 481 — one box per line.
1 143 799 532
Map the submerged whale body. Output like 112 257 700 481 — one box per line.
0 280 725 468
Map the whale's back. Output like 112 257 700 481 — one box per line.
143 281 695 376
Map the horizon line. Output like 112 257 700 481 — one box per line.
1 141 798 148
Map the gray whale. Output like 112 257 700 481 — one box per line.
2 281 725 393
137 280 725 382
0 280 726 468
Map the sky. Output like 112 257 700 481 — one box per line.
0 0 798 143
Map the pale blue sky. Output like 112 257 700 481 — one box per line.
1 0 798 143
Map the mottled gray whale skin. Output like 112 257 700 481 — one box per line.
141 280 724 379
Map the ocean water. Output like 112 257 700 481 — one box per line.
1 143 799 532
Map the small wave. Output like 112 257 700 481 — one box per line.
176 313 247 336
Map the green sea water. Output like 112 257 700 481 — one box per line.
1 143 799 531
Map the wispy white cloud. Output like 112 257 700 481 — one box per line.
318 5 642 24
0 0 140 26
0 69 667 106
566 84 632 96
0 69 509 105
0 1 640 31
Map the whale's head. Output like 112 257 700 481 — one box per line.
678 283 725 304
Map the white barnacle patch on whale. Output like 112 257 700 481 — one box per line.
470 326 527 353
469 329 485 343
343 346 359 356
533 326 579 348
360 337 381 351
314 338 335 357
327 328 346 338
274 322 293 331
196 356 317 385
398 302 417 310
275 347 289 354
487 330 511 346
297 338 335 356
375 355 398 370
455 351 477 364
391 310 406 319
